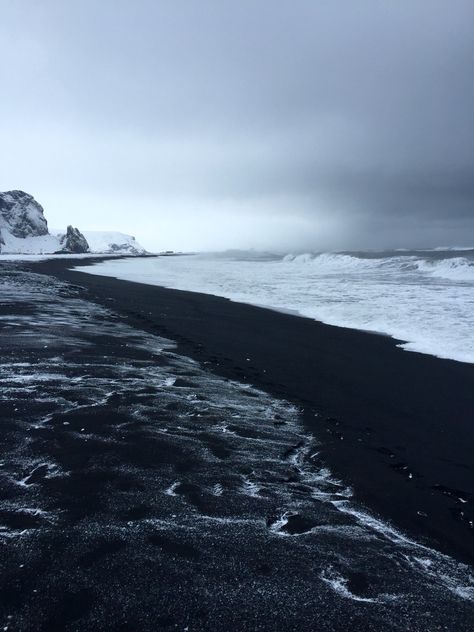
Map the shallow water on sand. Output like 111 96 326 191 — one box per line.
1 263 473 630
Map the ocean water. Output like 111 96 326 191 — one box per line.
78 248 474 364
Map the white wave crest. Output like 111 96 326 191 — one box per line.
282 252 381 272
283 252 474 282
416 257 474 282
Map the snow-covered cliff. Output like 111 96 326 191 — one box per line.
82 231 146 255
0 190 146 255
0 190 49 241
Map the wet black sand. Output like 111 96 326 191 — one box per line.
34 256 474 567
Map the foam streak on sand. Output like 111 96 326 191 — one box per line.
0 261 473 630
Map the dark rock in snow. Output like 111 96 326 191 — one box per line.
59 225 90 253
0 190 49 240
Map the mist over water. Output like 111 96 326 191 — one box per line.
78 249 474 364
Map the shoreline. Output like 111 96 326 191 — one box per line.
71 253 474 365
30 256 474 567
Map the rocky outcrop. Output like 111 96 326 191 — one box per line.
0 190 49 241
59 225 90 253
0 189 146 255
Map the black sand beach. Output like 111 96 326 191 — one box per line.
1 256 474 631
37 256 474 566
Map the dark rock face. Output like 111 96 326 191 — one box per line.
0 190 49 238
60 225 90 253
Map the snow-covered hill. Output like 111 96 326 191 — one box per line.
82 231 146 255
0 231 64 255
0 190 147 255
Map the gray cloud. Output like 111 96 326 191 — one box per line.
1 0 473 251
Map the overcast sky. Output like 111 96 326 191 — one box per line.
1 0 473 251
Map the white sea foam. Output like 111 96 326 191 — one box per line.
240 477 261 497
415 256 474 281
211 483 224 496
320 567 377 603
165 482 180 497
77 249 474 364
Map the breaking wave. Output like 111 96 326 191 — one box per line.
282 252 381 271
282 252 474 282
414 257 474 282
